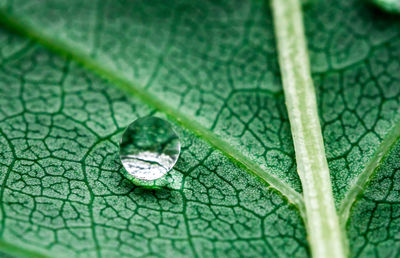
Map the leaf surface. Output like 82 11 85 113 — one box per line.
0 0 399 257
0 29 308 257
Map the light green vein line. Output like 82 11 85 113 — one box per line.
271 0 346 257
339 119 400 224
0 239 49 258
0 11 306 216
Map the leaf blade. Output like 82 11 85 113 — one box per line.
0 6 304 210
0 28 309 257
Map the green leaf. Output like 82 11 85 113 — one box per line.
347 139 400 257
0 30 308 257
0 0 399 257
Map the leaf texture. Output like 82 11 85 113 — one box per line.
347 141 400 257
0 29 308 257
0 0 399 257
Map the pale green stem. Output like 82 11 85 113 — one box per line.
271 0 346 257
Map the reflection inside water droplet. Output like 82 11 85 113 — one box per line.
119 116 181 181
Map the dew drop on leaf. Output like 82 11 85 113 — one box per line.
119 116 181 181
370 0 400 13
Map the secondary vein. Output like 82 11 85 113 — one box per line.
339 119 400 224
0 239 49 258
271 0 346 257
0 10 306 216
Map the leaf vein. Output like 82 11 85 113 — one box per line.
0 9 306 215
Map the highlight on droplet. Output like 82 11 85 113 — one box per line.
119 116 181 181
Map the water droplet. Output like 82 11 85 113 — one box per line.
370 0 400 13
119 116 181 181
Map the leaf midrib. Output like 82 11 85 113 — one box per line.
0 10 306 215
